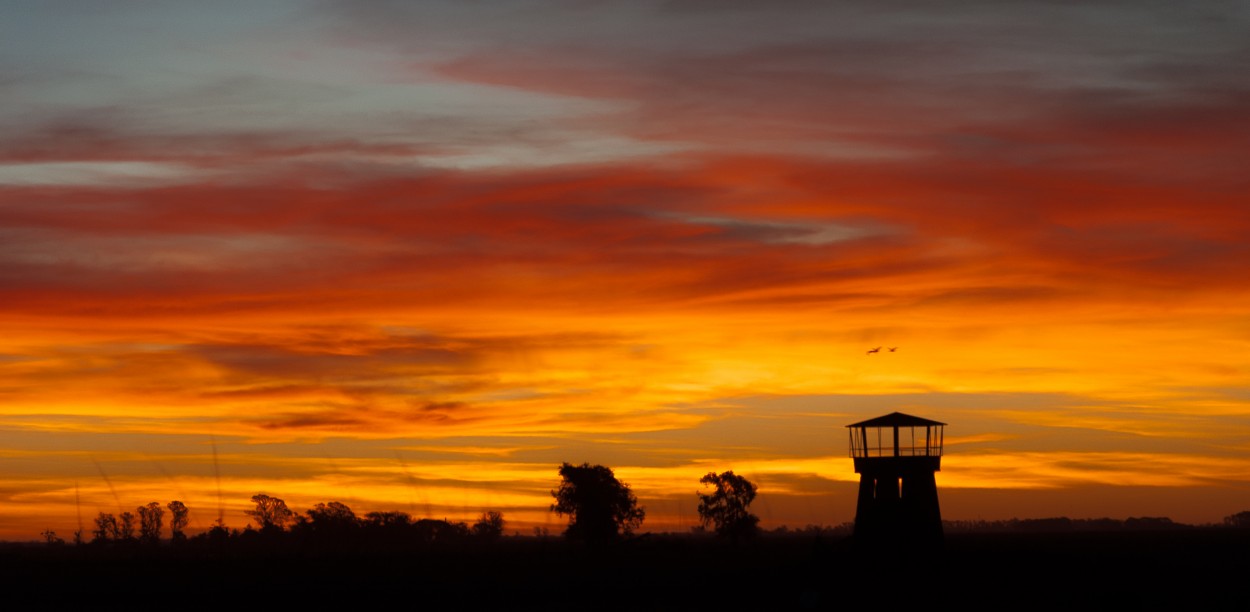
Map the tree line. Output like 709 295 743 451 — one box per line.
43 497 508 548
942 513 1250 533
42 464 764 546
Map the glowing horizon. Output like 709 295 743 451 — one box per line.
3 1 1250 540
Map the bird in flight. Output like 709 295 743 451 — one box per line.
888 347 898 352
866 347 882 355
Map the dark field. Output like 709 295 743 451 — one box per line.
2 530 1247 609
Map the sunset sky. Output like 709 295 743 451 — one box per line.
2 1 1249 540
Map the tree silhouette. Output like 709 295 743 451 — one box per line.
363 510 412 530
472 510 506 540
303 501 359 538
118 511 137 541
137 502 164 543
697 471 760 538
167 500 189 541
1224 511 1250 528
205 517 231 544
412 518 470 543
245 494 294 532
551 462 645 542
92 512 118 543
308 501 356 524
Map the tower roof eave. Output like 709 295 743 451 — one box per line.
846 411 946 428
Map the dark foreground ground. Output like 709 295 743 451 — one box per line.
2 529 1247 609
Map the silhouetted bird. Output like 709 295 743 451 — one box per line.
888 347 898 352
867 347 881 355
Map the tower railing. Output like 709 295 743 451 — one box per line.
848 425 944 458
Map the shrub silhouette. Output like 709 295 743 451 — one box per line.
41 529 64 546
472 510 506 540
413 518 470 543
364 510 413 530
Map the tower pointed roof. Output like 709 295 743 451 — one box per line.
846 411 946 428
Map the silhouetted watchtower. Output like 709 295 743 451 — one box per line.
847 412 945 545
